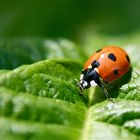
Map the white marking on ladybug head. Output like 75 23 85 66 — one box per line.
80 74 84 80
79 80 88 88
87 65 92 69
90 80 97 87
83 81 88 87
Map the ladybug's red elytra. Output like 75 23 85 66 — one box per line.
77 46 130 101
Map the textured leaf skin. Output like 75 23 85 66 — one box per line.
86 121 138 140
0 118 81 140
0 60 88 106
0 59 88 140
92 100 140 125
0 39 86 69
0 87 86 128
124 119 140 135
0 37 140 139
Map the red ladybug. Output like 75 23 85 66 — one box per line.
77 46 130 101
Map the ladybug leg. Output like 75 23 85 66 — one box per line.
101 85 114 102
96 78 114 102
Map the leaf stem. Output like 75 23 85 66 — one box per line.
80 108 92 140
88 87 96 107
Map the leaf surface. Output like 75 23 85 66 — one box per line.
0 37 140 140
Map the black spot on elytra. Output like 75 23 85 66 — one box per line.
108 53 116 61
126 55 130 63
96 48 102 53
91 60 100 68
113 69 119 75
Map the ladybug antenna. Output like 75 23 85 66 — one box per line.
74 79 79 86
74 79 84 95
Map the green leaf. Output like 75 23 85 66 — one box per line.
83 121 138 140
0 87 86 128
0 38 86 69
118 68 140 100
0 59 87 106
0 118 81 140
124 119 140 135
0 37 140 139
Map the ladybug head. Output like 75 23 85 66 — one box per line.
76 68 99 91
75 68 113 102
78 79 90 91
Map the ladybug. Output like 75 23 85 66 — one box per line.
77 46 130 101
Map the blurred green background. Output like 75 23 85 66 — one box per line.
0 1 140 140
1 0 140 70
0 0 140 41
